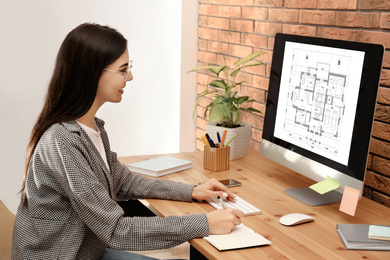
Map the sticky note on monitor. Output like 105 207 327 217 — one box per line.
339 186 360 216
309 176 340 194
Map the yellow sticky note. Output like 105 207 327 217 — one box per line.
339 186 360 216
309 176 340 195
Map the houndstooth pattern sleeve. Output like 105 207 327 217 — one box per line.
12 119 209 260
110 150 195 202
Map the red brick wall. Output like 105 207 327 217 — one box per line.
196 0 390 207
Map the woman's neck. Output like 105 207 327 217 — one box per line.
77 114 97 131
77 102 101 131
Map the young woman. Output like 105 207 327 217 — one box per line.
11 23 244 260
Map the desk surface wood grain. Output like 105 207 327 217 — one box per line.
119 148 390 260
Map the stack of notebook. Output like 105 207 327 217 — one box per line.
127 156 192 177
336 224 390 250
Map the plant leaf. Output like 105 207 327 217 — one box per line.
209 103 226 122
213 95 225 103
230 68 241 78
209 80 227 90
197 89 210 97
193 90 211 120
232 109 240 125
241 60 264 68
210 65 228 77
230 91 238 97
187 65 228 77
234 51 265 67
240 107 262 114
192 89 220 119
230 60 264 77
222 97 234 104
235 96 250 105
187 65 218 74
203 103 212 118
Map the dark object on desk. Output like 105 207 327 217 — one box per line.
117 200 155 217
219 179 241 187
336 224 390 250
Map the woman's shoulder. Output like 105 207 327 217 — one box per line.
48 120 79 134
40 121 82 145
40 118 107 147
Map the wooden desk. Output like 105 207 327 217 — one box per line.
119 148 390 259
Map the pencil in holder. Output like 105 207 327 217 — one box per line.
203 145 230 172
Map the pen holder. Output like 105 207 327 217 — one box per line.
203 145 230 172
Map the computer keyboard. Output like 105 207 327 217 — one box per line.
207 195 262 216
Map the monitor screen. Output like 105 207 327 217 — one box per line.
261 33 383 205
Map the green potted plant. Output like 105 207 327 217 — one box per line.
188 51 265 160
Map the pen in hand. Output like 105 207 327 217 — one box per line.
217 195 227 209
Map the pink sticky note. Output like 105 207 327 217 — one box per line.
339 186 360 216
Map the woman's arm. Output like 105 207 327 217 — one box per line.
110 151 195 202
51 130 209 251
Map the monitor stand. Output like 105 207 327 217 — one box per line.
284 188 342 206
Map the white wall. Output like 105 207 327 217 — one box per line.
0 0 198 213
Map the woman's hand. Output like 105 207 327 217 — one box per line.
193 178 244 234
192 178 236 202
206 208 245 234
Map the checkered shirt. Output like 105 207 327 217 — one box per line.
12 118 209 259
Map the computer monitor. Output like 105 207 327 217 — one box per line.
260 33 384 206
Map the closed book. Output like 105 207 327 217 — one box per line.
336 224 390 250
128 156 192 177
368 225 390 241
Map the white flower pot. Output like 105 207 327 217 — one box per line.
205 122 252 160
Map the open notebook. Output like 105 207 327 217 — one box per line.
204 224 271 251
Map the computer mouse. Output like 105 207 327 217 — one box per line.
279 213 315 226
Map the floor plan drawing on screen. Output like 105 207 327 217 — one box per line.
274 42 365 166
285 49 349 155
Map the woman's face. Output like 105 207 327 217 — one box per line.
95 48 133 106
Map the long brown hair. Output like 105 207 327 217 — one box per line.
21 23 127 202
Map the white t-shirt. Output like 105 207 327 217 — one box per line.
76 121 109 170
